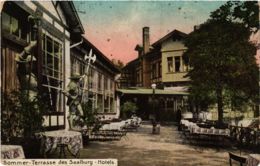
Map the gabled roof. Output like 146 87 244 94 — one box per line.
59 1 84 34
124 58 140 69
152 29 187 47
144 47 160 59
135 44 154 51
125 29 187 68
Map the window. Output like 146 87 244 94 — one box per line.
98 73 102 91
110 79 114 91
104 76 108 90
91 93 97 110
81 63 85 75
71 55 85 76
2 12 18 36
151 63 156 79
107 79 110 91
42 33 63 112
89 67 94 89
175 56 181 72
155 63 158 78
104 96 109 113
140 70 143 83
43 35 62 80
91 68 97 90
159 61 162 77
136 70 140 83
182 57 189 72
71 57 77 74
1 12 27 40
110 97 114 113
167 57 173 72
2 12 10 32
97 94 103 113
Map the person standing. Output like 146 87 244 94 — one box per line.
176 108 182 131
64 73 84 131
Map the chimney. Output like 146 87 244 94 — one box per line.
143 27 150 55
194 25 200 31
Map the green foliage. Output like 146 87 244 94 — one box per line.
120 101 138 119
20 93 47 137
82 102 101 131
1 91 47 142
184 1 259 123
1 92 22 142
211 1 259 32
188 84 216 113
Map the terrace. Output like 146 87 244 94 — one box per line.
39 122 259 166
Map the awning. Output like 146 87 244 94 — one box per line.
117 88 188 95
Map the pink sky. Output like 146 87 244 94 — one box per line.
74 1 259 66
83 25 171 64
74 1 227 64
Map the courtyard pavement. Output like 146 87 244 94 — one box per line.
79 123 251 166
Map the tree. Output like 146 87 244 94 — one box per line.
184 1 259 123
211 1 259 117
211 1 259 32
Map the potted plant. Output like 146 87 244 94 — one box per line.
1 91 23 144
120 101 138 120
81 102 101 144
1 91 47 158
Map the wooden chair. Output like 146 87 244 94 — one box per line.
228 152 247 166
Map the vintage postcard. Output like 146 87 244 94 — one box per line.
1 1 259 166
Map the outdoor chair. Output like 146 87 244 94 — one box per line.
89 121 128 141
228 152 247 166
122 119 140 131
90 130 118 141
90 129 125 141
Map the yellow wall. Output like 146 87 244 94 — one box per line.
161 38 189 83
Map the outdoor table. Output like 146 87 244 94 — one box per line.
101 121 127 131
191 126 230 136
40 130 83 158
246 154 260 166
1 145 25 159
197 123 213 129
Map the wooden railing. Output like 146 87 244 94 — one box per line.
229 125 260 148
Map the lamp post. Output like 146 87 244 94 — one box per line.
152 84 156 95
151 83 156 118
151 83 157 134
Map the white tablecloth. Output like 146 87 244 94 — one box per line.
101 121 126 130
100 117 142 131
1 145 25 159
41 130 83 156
181 119 230 136
247 154 260 166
